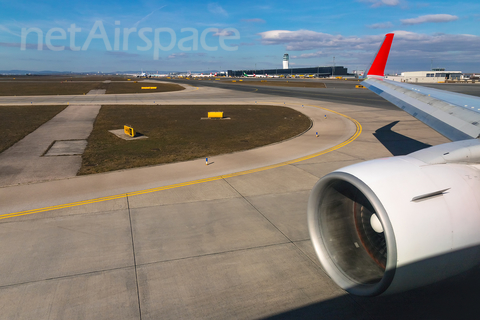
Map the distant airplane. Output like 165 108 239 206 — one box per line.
192 72 217 77
125 70 170 78
135 70 146 78
242 72 279 78
149 73 169 78
308 33 480 296
124 71 146 78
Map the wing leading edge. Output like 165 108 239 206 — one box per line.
362 34 480 141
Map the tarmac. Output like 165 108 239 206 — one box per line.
2 82 477 320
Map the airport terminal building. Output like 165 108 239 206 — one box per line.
385 69 464 83
227 66 349 78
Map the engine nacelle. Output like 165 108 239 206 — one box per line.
308 148 480 296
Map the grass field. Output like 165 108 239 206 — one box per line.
0 75 129 81
0 105 67 153
104 81 184 94
0 80 184 96
0 81 106 96
79 105 311 175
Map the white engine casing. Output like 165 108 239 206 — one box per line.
308 144 480 296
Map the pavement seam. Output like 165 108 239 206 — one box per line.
0 243 297 291
135 242 293 267
0 265 135 290
222 177 294 243
126 195 143 320
127 195 243 211
128 187 314 212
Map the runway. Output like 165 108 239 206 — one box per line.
1 82 479 319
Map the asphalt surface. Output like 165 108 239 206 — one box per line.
1 81 480 319
166 79 397 109
161 78 480 107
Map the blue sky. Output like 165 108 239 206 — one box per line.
0 0 479 73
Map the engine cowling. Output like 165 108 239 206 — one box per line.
308 149 480 296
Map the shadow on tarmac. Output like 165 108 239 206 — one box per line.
373 121 431 156
263 260 480 320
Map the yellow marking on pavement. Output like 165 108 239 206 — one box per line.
1 104 361 220
0 194 127 220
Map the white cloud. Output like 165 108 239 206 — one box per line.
106 52 139 58
168 52 188 59
212 29 234 37
0 42 25 48
292 52 325 59
241 18 265 23
359 0 400 7
258 30 364 51
401 14 458 25
133 6 167 28
368 22 394 29
381 0 400 5
388 30 429 40
258 29 480 71
208 3 228 17
0 24 21 37
168 52 207 59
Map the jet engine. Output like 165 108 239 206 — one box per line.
308 140 480 296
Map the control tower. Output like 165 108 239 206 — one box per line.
283 53 289 69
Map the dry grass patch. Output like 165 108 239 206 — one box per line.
104 82 184 94
0 105 67 153
79 105 311 175
0 80 184 96
0 81 105 96
0 75 129 81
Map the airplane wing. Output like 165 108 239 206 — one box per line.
362 33 480 141
307 33 480 297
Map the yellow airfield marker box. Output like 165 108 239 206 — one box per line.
124 125 136 137
208 112 224 119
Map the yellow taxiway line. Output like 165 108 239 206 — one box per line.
0 104 362 221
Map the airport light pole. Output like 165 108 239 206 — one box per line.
333 56 335 78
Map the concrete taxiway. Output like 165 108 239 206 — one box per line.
1 82 478 319
0 104 101 186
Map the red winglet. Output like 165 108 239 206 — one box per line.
367 33 394 77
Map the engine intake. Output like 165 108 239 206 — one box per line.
308 172 397 296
